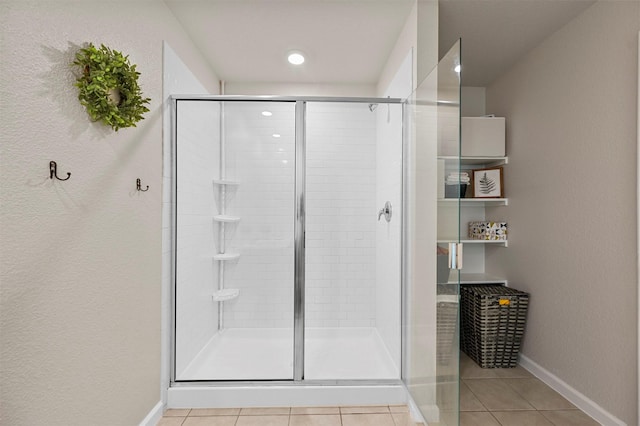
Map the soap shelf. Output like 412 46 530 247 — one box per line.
213 215 241 223
212 288 240 302
213 253 241 261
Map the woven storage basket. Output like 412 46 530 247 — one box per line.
461 285 529 368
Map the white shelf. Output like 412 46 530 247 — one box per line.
212 288 240 302
213 215 241 223
212 253 241 261
437 239 508 247
446 271 508 285
439 156 508 167
213 179 240 186
439 198 508 206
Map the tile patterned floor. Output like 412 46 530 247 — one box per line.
459 352 600 426
157 354 601 426
158 405 422 426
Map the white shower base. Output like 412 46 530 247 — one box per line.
177 327 399 381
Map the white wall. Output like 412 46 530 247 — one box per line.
486 2 639 424
173 99 220 377
225 83 376 97
377 1 417 97
0 2 218 425
417 0 439 86
461 87 486 117
376 52 413 375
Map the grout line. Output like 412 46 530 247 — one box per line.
461 378 490 412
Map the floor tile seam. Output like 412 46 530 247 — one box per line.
498 377 544 409
484 407 538 412
465 377 538 410
487 411 503 426
499 377 577 411
535 408 580 412
460 378 491 412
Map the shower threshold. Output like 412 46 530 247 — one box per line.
171 327 407 407
177 327 399 381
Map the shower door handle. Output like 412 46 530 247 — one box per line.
378 201 392 222
449 242 463 270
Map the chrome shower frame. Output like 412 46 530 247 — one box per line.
170 95 404 389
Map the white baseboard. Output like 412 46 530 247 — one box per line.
139 401 164 426
519 354 626 426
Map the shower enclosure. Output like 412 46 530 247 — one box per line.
169 42 461 424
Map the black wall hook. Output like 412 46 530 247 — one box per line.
49 161 71 181
136 178 149 192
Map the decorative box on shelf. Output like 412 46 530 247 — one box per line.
469 221 508 241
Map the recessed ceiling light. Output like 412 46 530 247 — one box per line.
273 133 281 138
454 65 461 73
287 52 305 65
262 111 272 117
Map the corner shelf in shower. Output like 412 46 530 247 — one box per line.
213 215 241 223
212 288 240 302
213 179 241 186
213 253 241 261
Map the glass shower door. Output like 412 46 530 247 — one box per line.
303 101 403 381
403 40 461 424
174 100 297 381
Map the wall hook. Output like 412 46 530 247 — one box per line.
49 161 71 181
136 178 149 192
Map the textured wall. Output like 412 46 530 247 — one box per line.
0 1 217 425
486 2 638 424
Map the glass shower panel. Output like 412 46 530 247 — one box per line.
404 40 461 425
304 101 402 380
174 100 296 381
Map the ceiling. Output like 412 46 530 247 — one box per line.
165 0 596 88
164 0 415 84
439 0 596 87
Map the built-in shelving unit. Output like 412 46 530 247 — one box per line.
438 132 509 285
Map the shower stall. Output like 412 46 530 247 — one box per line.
169 43 461 425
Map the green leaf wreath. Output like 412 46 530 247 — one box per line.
73 43 150 131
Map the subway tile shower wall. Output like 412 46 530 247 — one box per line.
223 102 297 329
305 103 377 328
221 102 377 329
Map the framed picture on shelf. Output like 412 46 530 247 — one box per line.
472 167 504 198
